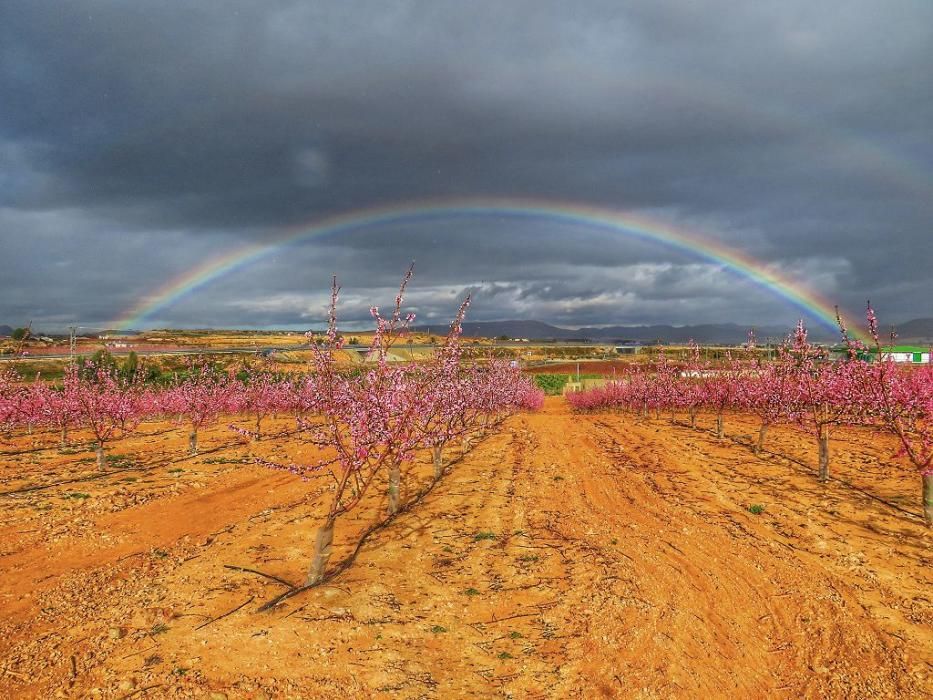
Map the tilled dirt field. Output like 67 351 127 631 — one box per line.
0 399 929 698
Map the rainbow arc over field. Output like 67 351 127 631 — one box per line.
112 197 861 339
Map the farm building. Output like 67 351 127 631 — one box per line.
831 345 931 363
615 344 642 355
874 345 930 363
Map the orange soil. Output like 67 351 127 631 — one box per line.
0 399 929 698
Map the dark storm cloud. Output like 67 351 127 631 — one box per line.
1 0 931 331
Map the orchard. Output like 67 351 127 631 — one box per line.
0 287 928 698
567 305 933 524
0 269 545 607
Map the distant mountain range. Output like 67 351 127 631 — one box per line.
0 325 13 337
889 317 933 343
417 317 933 344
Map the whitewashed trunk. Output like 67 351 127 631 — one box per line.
305 518 335 586
387 462 400 515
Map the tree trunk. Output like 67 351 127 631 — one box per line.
433 445 444 480
818 426 830 482
462 435 471 457
387 462 400 515
689 409 697 429
305 517 335 586
60 425 68 448
189 429 198 456
96 444 107 469
716 412 724 439
255 415 262 441
755 422 769 454
922 472 932 526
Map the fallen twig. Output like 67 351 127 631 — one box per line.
118 643 157 661
471 610 539 625
195 596 255 630
222 565 296 589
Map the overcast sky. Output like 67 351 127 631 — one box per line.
1 1 931 332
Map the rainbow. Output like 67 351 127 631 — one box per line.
112 197 862 339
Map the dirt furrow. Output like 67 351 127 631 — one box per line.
0 401 928 697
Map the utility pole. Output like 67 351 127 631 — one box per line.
69 326 90 363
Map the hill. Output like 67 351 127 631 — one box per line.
418 317 933 344
892 317 933 342
418 320 827 344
